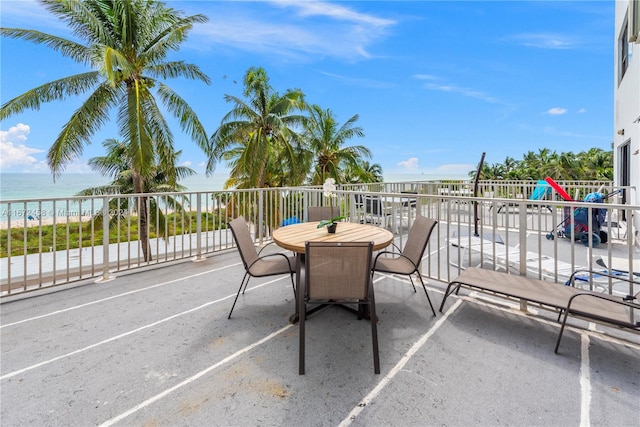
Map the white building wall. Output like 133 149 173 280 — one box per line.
613 1 640 244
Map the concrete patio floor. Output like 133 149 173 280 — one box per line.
1 245 639 427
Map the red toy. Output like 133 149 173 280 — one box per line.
544 176 572 201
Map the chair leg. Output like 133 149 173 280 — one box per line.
228 273 250 319
370 287 380 374
299 281 306 375
241 274 251 294
439 282 461 312
408 275 417 292
416 274 436 316
290 273 296 299
554 310 571 353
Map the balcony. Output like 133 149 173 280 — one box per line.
1 180 639 425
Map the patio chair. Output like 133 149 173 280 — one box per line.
363 195 391 227
372 215 438 316
307 206 340 222
299 241 379 374
227 216 296 319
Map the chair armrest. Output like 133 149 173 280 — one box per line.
257 241 277 256
388 242 402 252
248 252 294 272
372 250 418 270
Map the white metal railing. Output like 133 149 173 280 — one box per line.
1 181 638 297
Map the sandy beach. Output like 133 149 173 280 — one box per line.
0 215 97 230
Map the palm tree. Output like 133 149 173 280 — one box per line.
579 148 613 180
304 104 370 185
77 138 196 252
502 156 520 179
210 67 308 189
1 0 211 261
345 159 383 183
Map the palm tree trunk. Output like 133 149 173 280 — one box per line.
133 171 152 262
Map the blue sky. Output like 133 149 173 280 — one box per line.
0 0 615 178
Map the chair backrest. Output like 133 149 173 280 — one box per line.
365 196 384 215
401 191 418 208
307 206 340 222
228 216 259 270
305 241 373 300
402 216 438 267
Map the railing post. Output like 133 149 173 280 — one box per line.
194 193 205 262
258 190 264 246
97 196 113 282
518 207 527 277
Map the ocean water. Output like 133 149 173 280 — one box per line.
0 172 467 221
0 173 228 201
0 173 229 221
0 172 468 201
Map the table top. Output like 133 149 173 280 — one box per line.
272 221 394 253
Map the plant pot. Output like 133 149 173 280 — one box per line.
327 223 337 233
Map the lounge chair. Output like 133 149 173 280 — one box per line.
363 195 391 227
448 233 625 291
439 267 640 353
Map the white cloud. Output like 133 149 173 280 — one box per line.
56 160 93 174
577 108 586 113
424 82 501 104
0 1 63 30
433 164 475 175
412 74 438 81
271 1 394 27
181 160 192 167
0 123 44 169
546 107 567 115
320 71 395 89
398 157 419 170
511 33 578 50
193 2 395 61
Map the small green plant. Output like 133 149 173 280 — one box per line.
317 215 346 229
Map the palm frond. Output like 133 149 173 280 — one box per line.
0 27 91 64
48 82 120 178
0 72 101 120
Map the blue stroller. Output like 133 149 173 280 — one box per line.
546 192 608 247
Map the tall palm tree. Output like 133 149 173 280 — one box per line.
210 67 307 189
304 104 370 185
1 0 210 261
77 138 196 253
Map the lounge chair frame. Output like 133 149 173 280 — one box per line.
439 267 639 353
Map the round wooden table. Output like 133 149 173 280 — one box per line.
272 221 394 253
272 221 394 323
